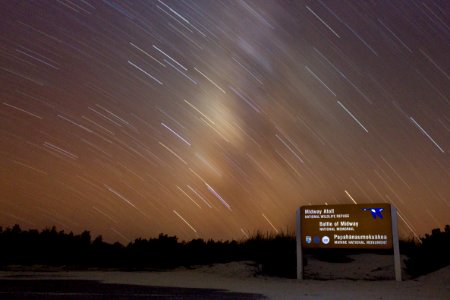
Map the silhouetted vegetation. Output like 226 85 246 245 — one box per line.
0 225 294 276
242 231 297 277
405 225 450 277
0 224 448 278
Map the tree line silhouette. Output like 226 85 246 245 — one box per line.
404 225 450 277
0 225 297 276
0 224 448 278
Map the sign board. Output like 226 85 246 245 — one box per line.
296 203 401 281
300 203 392 249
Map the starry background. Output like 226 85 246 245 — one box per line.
0 0 448 243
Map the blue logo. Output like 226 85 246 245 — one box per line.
306 236 312 244
313 236 321 244
362 207 384 219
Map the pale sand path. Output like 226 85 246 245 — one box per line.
1 255 449 299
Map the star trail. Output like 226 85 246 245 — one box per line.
0 0 448 243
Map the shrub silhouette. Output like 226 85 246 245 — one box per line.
1 224 448 278
243 231 297 278
0 225 294 275
405 225 450 277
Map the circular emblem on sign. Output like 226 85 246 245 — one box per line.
322 236 330 244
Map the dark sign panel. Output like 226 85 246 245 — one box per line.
300 203 392 249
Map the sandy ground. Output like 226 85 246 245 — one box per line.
1 254 449 299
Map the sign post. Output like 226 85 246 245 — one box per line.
296 208 303 280
391 205 402 281
296 203 401 281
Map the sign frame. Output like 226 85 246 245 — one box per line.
296 204 401 281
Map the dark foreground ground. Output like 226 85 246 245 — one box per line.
0 279 265 299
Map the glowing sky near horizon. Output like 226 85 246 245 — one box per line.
0 0 448 243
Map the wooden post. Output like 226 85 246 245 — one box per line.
296 208 303 280
391 205 402 281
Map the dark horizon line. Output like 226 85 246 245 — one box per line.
2 223 446 246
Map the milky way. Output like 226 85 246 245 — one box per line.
1 0 448 243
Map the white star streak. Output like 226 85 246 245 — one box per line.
58 114 93 133
3 102 43 119
276 134 304 164
377 19 412 53
184 99 216 125
419 49 450 80
262 214 279 233
187 185 213 208
396 208 421 242
43 142 78 160
95 104 129 126
410 117 445 153
344 190 358 204
176 186 201 209
158 141 188 164
161 122 191 146
81 116 115 135
229 86 261 113
129 42 166 67
337 101 369 133
305 66 336 96
206 183 231 210
194 67 226 94
128 60 163 85
173 210 197 233
157 0 190 24
16 48 59 69
12 160 47 175
88 106 123 127
164 58 198 84
93 206 118 224
240 228 249 239
105 185 137 208
152 45 187 71
306 6 340 38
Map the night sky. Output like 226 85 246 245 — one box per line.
1 0 448 243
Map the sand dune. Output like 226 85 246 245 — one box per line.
1 254 449 299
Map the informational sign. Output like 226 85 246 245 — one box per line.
300 203 393 249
